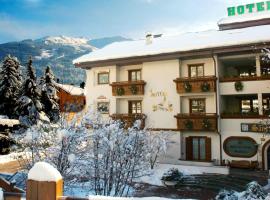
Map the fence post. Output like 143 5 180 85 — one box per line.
26 162 63 200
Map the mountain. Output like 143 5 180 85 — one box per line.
0 35 131 85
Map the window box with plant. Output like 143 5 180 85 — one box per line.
202 118 212 130
184 82 192 92
129 85 138 95
184 119 193 130
161 168 183 186
201 81 210 92
235 81 244 91
116 87 125 96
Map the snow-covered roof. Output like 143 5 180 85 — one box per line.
56 83 85 96
73 25 270 65
0 116 20 127
218 12 270 25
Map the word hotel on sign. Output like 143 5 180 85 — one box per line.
227 1 270 16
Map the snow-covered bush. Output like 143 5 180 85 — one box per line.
215 181 267 200
215 190 238 200
241 181 267 200
146 131 167 169
12 109 167 197
81 114 150 196
12 113 89 179
161 168 183 182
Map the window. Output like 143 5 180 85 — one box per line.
263 97 270 114
97 102 109 114
192 137 206 161
241 98 258 113
98 72 109 84
128 101 142 114
186 136 211 161
128 69 141 81
189 64 204 78
190 99 206 113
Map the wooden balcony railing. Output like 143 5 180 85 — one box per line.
221 113 269 119
219 75 270 82
110 80 146 96
174 113 218 132
110 113 146 129
173 76 217 94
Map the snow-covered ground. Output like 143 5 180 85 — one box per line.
137 163 228 186
88 196 192 200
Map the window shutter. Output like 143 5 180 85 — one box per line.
128 101 132 114
186 137 192 160
205 137 212 162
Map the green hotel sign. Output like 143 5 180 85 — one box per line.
227 1 270 16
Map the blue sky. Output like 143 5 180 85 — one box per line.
0 0 262 43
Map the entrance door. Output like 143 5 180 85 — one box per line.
186 137 211 162
267 147 270 170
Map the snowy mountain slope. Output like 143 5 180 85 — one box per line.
0 36 130 85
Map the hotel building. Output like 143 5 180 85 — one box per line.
74 8 270 170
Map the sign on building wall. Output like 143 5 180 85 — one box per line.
149 89 173 112
227 1 270 16
241 123 270 133
223 137 258 158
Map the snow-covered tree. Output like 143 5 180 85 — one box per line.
12 109 167 197
0 55 22 118
146 131 167 169
12 115 89 179
16 57 47 127
40 66 60 123
84 117 150 197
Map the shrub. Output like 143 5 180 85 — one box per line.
161 168 183 182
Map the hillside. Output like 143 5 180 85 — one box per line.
0 36 130 85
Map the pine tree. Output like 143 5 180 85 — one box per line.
16 57 48 127
40 66 60 123
0 55 22 118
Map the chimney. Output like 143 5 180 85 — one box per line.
145 32 153 45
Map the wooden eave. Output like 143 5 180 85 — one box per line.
219 18 270 31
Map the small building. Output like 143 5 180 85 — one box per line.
56 84 86 113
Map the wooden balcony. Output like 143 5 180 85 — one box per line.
174 113 218 132
110 80 146 96
110 113 146 129
173 76 217 94
221 113 269 119
219 75 270 82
